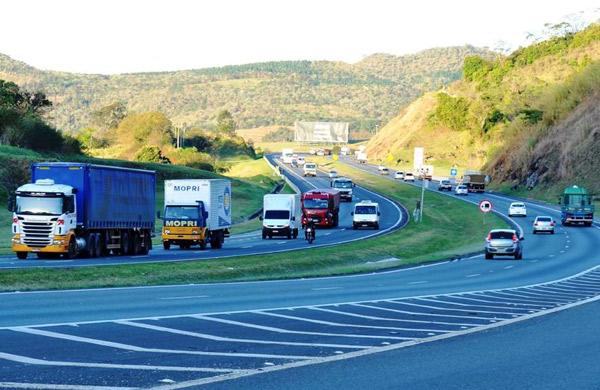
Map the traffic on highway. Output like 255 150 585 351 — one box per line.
1 150 599 389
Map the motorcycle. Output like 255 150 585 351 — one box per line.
304 218 317 244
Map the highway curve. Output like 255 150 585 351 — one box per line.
0 155 406 269
1 157 599 389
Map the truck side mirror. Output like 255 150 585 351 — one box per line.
350 211 354 216
7 197 15 212
377 212 381 216
156 211 162 219
259 216 263 221
291 216 295 221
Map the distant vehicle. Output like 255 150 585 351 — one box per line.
309 149 317 155
10 163 155 260
404 172 415 182
462 170 486 193
508 202 527 217
331 177 354 201
303 162 317 177
455 184 468 195
317 149 325 156
356 151 367 164
394 171 405 180
301 189 341 227
352 200 380 230
417 165 434 181
161 179 231 250
340 146 350 156
297 156 306 166
533 216 555 235
438 179 452 191
485 229 523 260
378 166 389 175
328 170 338 179
281 148 294 164
559 185 594 226
261 194 300 239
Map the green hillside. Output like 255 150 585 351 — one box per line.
0 46 494 134
366 23 600 194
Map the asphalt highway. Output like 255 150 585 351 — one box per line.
1 156 599 389
0 155 405 269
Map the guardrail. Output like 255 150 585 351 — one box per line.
262 155 301 194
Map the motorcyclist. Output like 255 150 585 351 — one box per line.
303 213 316 242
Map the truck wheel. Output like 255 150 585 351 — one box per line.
163 241 170 250
293 229 298 239
374 223 379 230
16 252 28 260
199 240 207 250
133 232 142 254
287 231 292 239
65 238 77 259
139 234 151 255
352 224 357 230
88 235 98 258
262 231 267 240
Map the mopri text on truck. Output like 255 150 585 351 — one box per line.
160 179 232 250
10 163 155 260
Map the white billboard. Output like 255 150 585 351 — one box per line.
294 121 349 143
414 147 424 171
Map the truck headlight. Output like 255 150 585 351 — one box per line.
164 229 171 234
53 239 65 245
192 230 199 235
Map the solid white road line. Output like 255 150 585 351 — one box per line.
191 315 410 341
0 351 237 373
412 298 519 315
521 286 588 300
118 320 368 349
10 327 312 360
309 307 480 327
533 285 595 296
255 311 446 333
388 301 505 319
0 383 135 390
158 295 209 300
350 303 489 323
311 287 341 291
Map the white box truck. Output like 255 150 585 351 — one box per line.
281 148 294 164
357 151 367 164
161 179 232 250
261 194 300 239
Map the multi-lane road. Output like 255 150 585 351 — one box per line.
0 155 405 269
1 156 599 389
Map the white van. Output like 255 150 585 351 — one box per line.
352 200 380 230
303 162 317 177
262 194 300 239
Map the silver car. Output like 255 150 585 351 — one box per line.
533 216 555 234
485 229 523 260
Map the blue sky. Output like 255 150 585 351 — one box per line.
1 0 598 74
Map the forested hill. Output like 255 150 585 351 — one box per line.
0 46 494 133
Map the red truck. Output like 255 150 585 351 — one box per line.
301 189 341 228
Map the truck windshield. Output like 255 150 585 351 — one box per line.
355 206 376 214
333 181 352 189
303 199 329 209
265 210 290 219
305 164 316 169
566 195 590 206
165 206 199 220
16 196 63 215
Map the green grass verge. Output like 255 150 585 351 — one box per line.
0 158 508 292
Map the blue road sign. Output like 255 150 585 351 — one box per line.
450 168 458 176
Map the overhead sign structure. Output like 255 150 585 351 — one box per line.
479 200 493 213
294 121 349 143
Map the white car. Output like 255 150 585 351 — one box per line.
303 163 317 177
455 184 468 195
508 202 527 217
352 200 380 230
297 156 305 166
394 171 404 180
377 166 389 175
404 172 415 182
533 216 555 234
309 149 317 155
328 170 338 179
317 150 325 156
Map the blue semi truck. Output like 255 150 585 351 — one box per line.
10 162 156 259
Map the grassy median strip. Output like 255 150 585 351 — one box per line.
0 159 507 292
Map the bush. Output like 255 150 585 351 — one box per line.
134 145 171 164
428 93 470 131
167 147 215 172
463 56 492 82
263 127 293 142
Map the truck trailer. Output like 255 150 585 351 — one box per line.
11 163 155 260
462 170 486 193
161 179 232 250
301 189 341 228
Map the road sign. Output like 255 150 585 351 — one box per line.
450 168 458 177
479 200 493 213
